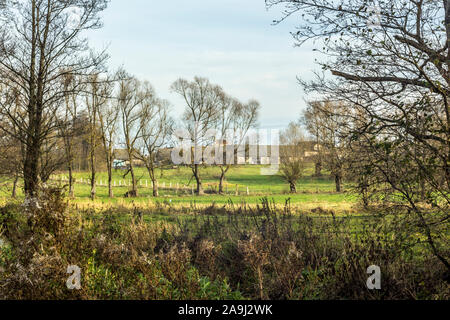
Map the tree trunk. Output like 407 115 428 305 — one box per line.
219 173 225 194
289 181 297 193
23 136 41 197
129 162 138 197
193 164 204 195
90 174 96 200
218 166 230 194
90 151 96 200
12 175 19 198
23 5 40 199
146 166 159 197
361 184 369 208
68 165 74 198
335 174 342 193
443 0 450 191
152 178 159 197
107 165 113 198
315 161 322 177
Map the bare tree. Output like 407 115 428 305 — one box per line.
98 75 118 198
0 114 24 198
302 102 324 177
0 0 108 198
85 74 111 200
0 85 24 197
171 77 222 195
303 101 347 192
216 97 260 193
279 122 306 193
137 99 173 197
118 77 153 198
56 72 79 197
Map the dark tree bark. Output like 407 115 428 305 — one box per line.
314 161 322 177
289 181 297 193
218 169 227 194
193 164 204 195
12 175 19 198
335 174 342 193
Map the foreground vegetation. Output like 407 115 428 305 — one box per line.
0 188 448 300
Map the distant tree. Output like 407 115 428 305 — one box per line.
98 74 119 198
216 97 260 194
118 77 154 198
302 102 324 177
171 77 222 195
279 122 306 193
303 101 347 192
56 72 79 197
85 74 111 200
0 85 24 197
137 99 174 197
0 116 24 198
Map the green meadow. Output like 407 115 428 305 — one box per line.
1 164 357 210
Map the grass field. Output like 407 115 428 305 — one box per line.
1 164 357 211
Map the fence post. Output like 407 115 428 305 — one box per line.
247 186 249 196
235 184 239 196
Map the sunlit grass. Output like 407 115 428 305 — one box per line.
0 164 358 211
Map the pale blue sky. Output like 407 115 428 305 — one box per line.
88 0 318 129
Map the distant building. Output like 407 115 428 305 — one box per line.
112 149 144 168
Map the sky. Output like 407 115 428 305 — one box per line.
88 0 319 129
